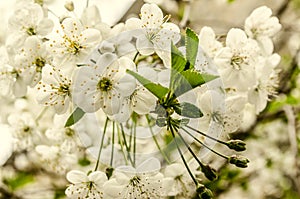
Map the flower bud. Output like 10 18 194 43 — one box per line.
196 184 213 199
228 155 249 168
105 167 114 179
199 164 218 181
226 140 246 151
64 1 74 12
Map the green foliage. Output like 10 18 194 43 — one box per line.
172 70 217 97
64 107 85 127
174 102 203 118
126 69 169 100
185 28 199 69
3 172 34 191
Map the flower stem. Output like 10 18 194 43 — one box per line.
110 121 115 166
186 125 227 145
169 121 198 186
133 121 137 167
146 115 170 163
117 125 129 165
94 117 109 171
120 124 134 166
181 127 228 160
177 130 204 167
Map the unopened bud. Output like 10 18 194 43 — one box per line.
65 1 74 12
199 164 217 181
105 167 114 179
226 140 246 151
196 184 213 199
228 155 249 168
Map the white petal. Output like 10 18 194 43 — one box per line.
37 18 54 35
140 3 163 29
136 34 155 55
136 157 161 173
66 170 88 184
0 125 13 166
88 171 107 185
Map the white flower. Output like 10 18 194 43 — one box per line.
162 163 195 198
103 158 163 199
7 112 40 151
245 6 281 55
15 36 50 87
36 65 72 114
0 124 13 166
111 67 157 122
214 28 260 91
48 18 101 66
65 170 107 199
125 3 180 67
245 6 281 39
72 53 136 115
0 47 28 97
248 54 280 114
35 145 77 174
7 3 53 51
198 26 223 58
197 90 247 135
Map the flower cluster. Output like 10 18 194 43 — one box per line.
0 1 283 199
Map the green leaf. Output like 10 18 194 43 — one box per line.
127 69 168 100
185 28 199 69
174 102 203 118
170 43 187 90
172 70 218 97
65 107 85 127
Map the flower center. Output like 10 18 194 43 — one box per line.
211 112 223 124
57 83 70 96
26 27 36 36
97 77 113 92
65 128 75 137
129 176 141 187
230 55 244 70
34 57 46 72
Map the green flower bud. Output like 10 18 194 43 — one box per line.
105 167 114 179
226 140 246 151
200 164 218 181
228 155 250 168
196 184 213 199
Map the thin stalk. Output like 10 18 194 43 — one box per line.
133 120 137 167
186 125 227 145
181 127 228 160
146 115 170 163
177 130 204 168
117 125 129 165
169 121 198 186
120 124 134 166
35 107 48 122
110 122 115 166
86 0 90 7
94 117 109 171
